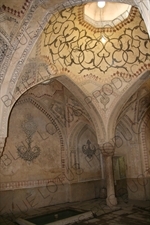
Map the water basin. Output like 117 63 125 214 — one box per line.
16 208 93 225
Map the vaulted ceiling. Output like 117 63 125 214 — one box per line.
0 0 150 150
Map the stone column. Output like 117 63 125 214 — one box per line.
0 137 6 157
100 142 117 207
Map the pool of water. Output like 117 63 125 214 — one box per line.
26 209 83 225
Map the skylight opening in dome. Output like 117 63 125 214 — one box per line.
97 1 106 8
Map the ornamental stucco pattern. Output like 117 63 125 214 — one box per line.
0 0 150 216
40 6 149 78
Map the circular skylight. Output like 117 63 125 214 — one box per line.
84 2 132 28
97 1 106 8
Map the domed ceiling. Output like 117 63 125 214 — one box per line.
37 2 149 81
84 2 132 28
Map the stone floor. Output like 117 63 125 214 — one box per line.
0 198 150 225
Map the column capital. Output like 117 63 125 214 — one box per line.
99 142 115 157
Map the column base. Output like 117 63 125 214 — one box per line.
106 196 117 207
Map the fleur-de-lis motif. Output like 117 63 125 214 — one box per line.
17 114 40 161
82 140 96 158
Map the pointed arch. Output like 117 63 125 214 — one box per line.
107 70 150 141
0 74 106 154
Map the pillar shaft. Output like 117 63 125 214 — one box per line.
105 155 117 207
100 142 117 207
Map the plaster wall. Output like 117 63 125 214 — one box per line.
0 80 102 214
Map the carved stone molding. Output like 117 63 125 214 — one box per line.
0 177 65 191
140 113 150 176
0 136 6 156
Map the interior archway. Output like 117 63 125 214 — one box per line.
107 71 150 141
113 77 150 200
0 77 106 213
